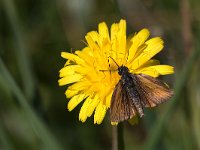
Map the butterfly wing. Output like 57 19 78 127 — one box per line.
110 80 136 122
133 74 174 107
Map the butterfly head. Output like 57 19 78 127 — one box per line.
118 66 129 75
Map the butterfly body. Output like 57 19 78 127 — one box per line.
118 66 144 118
110 65 173 123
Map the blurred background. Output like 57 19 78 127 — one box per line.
0 0 200 149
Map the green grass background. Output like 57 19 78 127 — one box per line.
0 0 200 149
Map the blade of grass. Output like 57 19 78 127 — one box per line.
143 45 200 150
0 58 63 150
1 0 35 100
0 123 13 150
189 63 200 149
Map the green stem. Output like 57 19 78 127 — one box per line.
112 126 118 150
118 123 125 150
112 123 125 150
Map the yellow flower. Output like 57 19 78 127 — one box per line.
58 19 174 125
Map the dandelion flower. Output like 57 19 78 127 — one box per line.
58 19 174 125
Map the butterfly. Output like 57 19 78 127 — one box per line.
110 60 174 123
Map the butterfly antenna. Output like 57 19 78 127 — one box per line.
108 56 119 68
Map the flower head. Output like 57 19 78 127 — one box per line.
58 19 174 124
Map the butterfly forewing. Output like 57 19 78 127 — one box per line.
133 74 174 108
110 80 136 122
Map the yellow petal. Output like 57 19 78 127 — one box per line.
111 23 119 42
139 59 160 68
68 94 86 111
98 22 109 40
110 20 127 65
79 96 91 122
111 122 118 125
94 102 107 124
106 92 112 108
61 52 84 64
87 31 99 43
128 28 150 61
130 37 164 70
131 28 150 44
118 20 127 65
129 59 160 71
64 60 71 66
118 19 126 52
65 89 79 98
127 43 147 66
86 95 100 117
135 65 174 77
69 80 91 91
85 34 100 51
59 65 79 77
58 74 82 86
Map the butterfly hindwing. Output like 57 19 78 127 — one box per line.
110 80 136 122
133 74 173 107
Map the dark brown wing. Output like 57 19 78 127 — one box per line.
110 80 136 122
133 74 173 107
